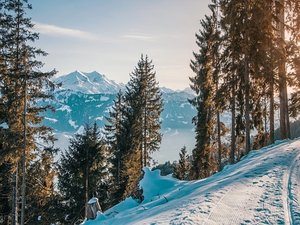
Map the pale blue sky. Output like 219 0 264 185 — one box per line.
29 0 211 90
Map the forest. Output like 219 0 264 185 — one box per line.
0 0 300 224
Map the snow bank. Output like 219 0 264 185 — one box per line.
81 167 183 225
140 168 181 203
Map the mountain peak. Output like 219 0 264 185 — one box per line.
54 70 123 94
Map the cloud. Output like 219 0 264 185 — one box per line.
34 22 99 41
122 34 154 41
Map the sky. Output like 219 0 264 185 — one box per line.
28 0 211 90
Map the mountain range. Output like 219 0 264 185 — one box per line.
42 71 197 162
46 70 195 132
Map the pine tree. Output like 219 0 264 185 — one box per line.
104 91 128 205
125 55 163 168
209 0 224 171
220 0 252 159
26 148 58 225
173 146 190 180
286 0 300 122
114 55 163 199
104 92 124 184
275 0 290 139
189 12 217 179
58 123 109 223
0 1 56 223
219 0 283 160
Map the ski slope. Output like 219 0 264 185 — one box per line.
83 139 300 225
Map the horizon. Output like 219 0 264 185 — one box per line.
28 0 211 90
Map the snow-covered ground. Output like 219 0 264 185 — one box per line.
82 139 300 225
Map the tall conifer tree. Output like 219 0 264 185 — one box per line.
107 55 163 201
0 0 56 223
58 123 109 223
189 12 217 179
125 55 163 168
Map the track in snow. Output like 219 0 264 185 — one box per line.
287 149 300 225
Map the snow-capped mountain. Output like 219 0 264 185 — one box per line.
45 70 196 133
54 70 124 94
42 71 198 162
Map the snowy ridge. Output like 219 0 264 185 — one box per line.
54 70 124 94
83 139 300 225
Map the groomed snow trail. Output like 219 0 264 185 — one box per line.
83 140 300 225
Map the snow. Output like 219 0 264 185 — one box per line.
82 139 300 225
57 105 72 113
180 103 188 108
44 117 58 123
88 197 99 205
100 96 109 101
76 125 85 135
54 70 123 94
68 119 78 129
140 168 182 203
161 87 175 94
0 122 8 129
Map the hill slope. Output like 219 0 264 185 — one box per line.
83 139 300 225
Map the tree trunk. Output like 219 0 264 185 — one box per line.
277 0 290 139
85 147 89 218
230 74 236 164
20 63 27 225
12 164 18 225
285 87 290 138
117 154 120 185
269 76 275 144
244 57 251 154
143 104 147 168
217 112 222 171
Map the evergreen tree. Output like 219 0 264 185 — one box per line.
125 55 163 168
219 0 284 160
152 161 175 176
189 12 217 179
220 0 252 161
115 55 163 199
0 0 56 223
26 148 58 225
286 0 300 120
58 123 109 223
209 0 224 171
104 91 124 204
173 146 190 180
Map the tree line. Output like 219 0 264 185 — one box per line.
0 0 300 224
181 0 300 180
